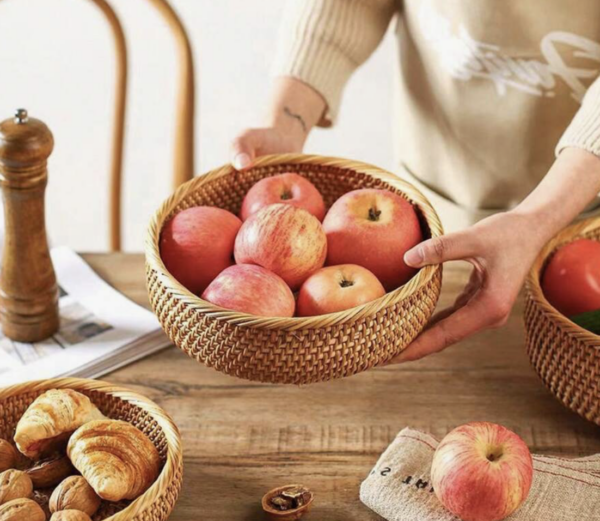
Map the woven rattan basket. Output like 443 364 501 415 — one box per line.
524 216 600 425
146 154 443 385
0 378 183 520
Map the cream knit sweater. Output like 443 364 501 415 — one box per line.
273 0 600 230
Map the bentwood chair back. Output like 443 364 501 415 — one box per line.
1 0 196 251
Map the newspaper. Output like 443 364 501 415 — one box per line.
0 247 171 385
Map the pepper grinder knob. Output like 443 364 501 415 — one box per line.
14 108 28 124
0 108 59 342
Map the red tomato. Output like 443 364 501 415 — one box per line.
542 239 600 317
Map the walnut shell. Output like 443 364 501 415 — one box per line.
50 476 100 516
50 510 92 521
26 455 76 488
0 498 45 521
0 442 17 474
261 484 314 521
0 470 33 505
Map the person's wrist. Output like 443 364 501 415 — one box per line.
265 112 308 150
509 202 565 253
511 149 600 251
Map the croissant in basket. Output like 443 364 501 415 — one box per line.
14 390 104 459
67 419 161 502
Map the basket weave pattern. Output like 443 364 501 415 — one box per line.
0 378 183 520
146 154 443 385
524 217 600 425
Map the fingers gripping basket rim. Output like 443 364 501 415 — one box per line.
0 377 183 521
525 216 600 425
145 153 444 331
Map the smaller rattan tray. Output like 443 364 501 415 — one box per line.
524 216 600 426
0 378 183 520
146 153 444 385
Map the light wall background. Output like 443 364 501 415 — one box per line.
0 0 396 251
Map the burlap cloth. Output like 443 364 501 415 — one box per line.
360 428 600 520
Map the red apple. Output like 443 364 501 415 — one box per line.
297 264 385 316
431 422 533 521
160 206 241 295
541 239 600 316
322 189 423 291
201 264 295 317
240 173 326 221
234 204 327 290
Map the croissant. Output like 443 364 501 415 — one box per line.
14 390 104 459
67 419 161 501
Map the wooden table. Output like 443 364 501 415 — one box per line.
85 253 600 521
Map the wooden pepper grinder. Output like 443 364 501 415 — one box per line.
0 109 59 342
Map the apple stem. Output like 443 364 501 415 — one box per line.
280 190 293 201
368 207 381 221
487 448 503 462
340 279 354 288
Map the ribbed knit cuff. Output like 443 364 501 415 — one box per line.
271 0 360 126
556 79 600 157
271 0 395 127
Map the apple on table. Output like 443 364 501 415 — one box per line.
431 422 533 521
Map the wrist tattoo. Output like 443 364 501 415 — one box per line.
283 106 308 133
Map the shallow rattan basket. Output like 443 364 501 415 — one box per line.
146 154 443 385
524 216 600 425
0 378 183 520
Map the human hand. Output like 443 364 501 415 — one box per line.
230 124 305 170
390 211 546 363
230 77 326 170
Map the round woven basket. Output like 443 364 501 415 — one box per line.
524 216 600 426
145 154 443 385
0 378 183 520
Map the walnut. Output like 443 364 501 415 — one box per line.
262 484 314 520
50 476 101 516
0 498 45 521
32 488 52 519
0 470 33 505
50 510 93 521
26 454 76 488
0 442 17 474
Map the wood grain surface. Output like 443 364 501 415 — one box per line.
83 253 600 521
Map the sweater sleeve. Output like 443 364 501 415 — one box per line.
556 77 600 157
272 0 397 126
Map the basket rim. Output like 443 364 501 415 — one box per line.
0 377 183 521
145 153 444 331
526 215 600 347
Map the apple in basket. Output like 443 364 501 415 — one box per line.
160 206 242 295
431 422 533 521
234 204 327 290
297 264 385 316
240 172 326 221
541 238 600 317
323 189 422 291
202 264 295 317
